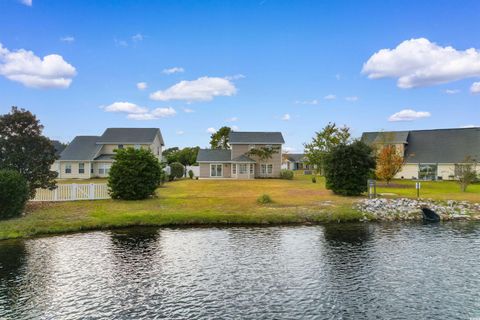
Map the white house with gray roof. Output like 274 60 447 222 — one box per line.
53 128 164 179
361 127 480 180
196 131 285 179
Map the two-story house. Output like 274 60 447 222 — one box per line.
54 128 164 179
196 131 285 179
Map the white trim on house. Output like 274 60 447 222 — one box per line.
210 163 223 177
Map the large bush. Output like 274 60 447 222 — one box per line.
280 169 294 180
324 141 375 196
169 162 185 181
108 148 162 200
0 170 29 219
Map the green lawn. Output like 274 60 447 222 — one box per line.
0 174 478 240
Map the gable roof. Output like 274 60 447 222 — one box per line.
59 136 102 161
97 128 164 145
361 131 409 145
362 127 480 163
50 140 66 156
229 131 285 144
196 149 232 162
284 153 306 162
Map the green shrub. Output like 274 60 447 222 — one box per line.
0 170 29 219
312 176 317 183
257 194 272 204
108 148 162 200
169 162 185 181
324 141 376 196
280 169 294 180
188 169 194 179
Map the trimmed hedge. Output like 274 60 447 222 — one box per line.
280 169 294 180
0 170 29 219
169 162 185 181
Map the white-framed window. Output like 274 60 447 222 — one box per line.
98 163 112 175
250 164 254 175
65 163 72 174
232 164 237 175
239 164 247 174
261 164 273 174
210 164 223 177
79 163 85 174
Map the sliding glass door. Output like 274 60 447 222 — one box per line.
210 164 223 177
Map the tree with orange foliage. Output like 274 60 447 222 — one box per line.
375 145 404 185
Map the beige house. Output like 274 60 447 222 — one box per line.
54 128 164 179
361 127 480 180
196 132 285 179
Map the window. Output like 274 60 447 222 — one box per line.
261 164 273 175
232 164 237 175
239 164 247 174
210 164 223 177
419 164 438 180
91 166 94 174
98 163 111 175
65 163 71 174
79 163 85 174
250 164 254 175
134 144 141 150
117 144 124 149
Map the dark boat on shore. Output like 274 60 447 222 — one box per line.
421 208 440 222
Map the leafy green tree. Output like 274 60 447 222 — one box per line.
0 169 29 219
210 126 231 149
177 147 200 166
0 107 57 197
162 147 180 164
455 157 478 192
169 162 185 181
324 141 375 196
246 145 280 161
304 122 351 175
108 148 162 200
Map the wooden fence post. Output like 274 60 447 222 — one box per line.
72 184 77 200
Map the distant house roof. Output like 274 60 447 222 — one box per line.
59 136 102 161
97 128 164 145
361 131 409 145
229 132 285 144
361 128 480 163
284 153 306 162
231 154 256 162
50 140 66 157
196 149 232 162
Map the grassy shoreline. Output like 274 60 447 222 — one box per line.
1 175 479 240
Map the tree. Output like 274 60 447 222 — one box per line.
246 145 280 162
455 158 478 192
375 145 404 185
0 107 57 197
177 147 200 166
304 122 351 175
108 148 162 200
169 162 185 181
324 141 376 196
0 169 29 219
162 147 180 164
210 126 231 149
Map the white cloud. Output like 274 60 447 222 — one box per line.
183 108 194 113
0 43 76 88
206 127 217 134
20 0 32 6
103 102 148 114
283 146 297 153
231 125 239 131
176 130 185 135
127 107 177 120
345 96 358 102
363 38 480 88
470 82 480 94
60 36 75 43
226 116 238 122
388 109 431 122
282 113 291 121
150 76 237 102
295 99 319 105
162 67 184 75
136 82 147 90
324 94 336 100
445 89 460 94
225 74 245 80
132 33 144 42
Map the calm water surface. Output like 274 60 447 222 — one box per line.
0 223 479 319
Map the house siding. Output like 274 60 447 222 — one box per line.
199 163 232 178
56 161 93 179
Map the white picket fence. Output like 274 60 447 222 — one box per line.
32 183 110 202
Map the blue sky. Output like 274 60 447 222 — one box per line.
1 0 479 151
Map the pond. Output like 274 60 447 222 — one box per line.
0 223 479 319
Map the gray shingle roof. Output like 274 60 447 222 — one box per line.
196 149 232 162
94 154 115 161
50 140 66 156
59 136 102 161
231 154 256 162
229 132 285 144
361 131 409 144
285 153 306 162
97 128 164 145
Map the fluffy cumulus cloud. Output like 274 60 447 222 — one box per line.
470 82 480 94
136 82 147 90
103 102 148 114
363 38 480 89
282 113 291 121
388 109 431 122
0 43 76 88
206 127 217 134
127 107 176 120
162 67 184 75
150 76 237 102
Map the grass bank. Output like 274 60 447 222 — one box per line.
0 174 479 240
